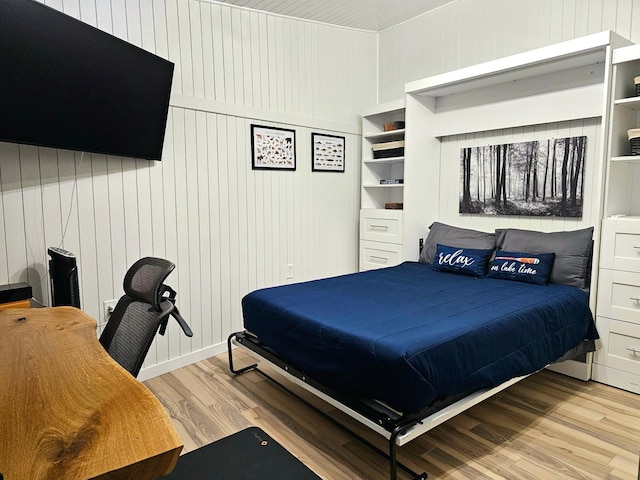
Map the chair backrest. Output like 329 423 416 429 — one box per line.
99 257 188 377
124 257 175 310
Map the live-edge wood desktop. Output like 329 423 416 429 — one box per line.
0 307 183 479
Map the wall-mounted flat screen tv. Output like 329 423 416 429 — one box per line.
0 0 174 161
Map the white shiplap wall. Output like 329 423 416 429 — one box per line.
0 0 376 378
378 0 640 103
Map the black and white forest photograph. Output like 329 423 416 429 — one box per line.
459 136 586 217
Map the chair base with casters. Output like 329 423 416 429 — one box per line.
99 257 193 377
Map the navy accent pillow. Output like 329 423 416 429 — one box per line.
487 250 555 285
494 227 592 288
431 244 493 277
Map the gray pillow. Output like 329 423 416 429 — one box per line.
419 222 496 264
495 227 593 288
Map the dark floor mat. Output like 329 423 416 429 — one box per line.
162 426 322 480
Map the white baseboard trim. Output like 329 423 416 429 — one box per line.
592 364 640 395
137 341 229 382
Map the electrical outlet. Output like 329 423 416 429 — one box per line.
102 299 118 324
286 264 294 279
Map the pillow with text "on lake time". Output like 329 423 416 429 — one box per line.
487 250 556 285
431 244 493 277
494 227 593 288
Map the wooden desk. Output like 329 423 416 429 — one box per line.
0 307 182 479
0 282 31 310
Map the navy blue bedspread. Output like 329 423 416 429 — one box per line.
242 262 597 413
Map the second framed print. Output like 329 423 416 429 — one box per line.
251 124 296 170
312 133 345 172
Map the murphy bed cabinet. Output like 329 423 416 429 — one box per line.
359 100 405 271
362 31 634 383
592 43 640 394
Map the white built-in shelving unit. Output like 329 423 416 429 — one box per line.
603 45 640 217
361 100 405 209
359 100 405 271
593 43 640 394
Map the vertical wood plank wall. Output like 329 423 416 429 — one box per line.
0 0 377 378
378 0 640 104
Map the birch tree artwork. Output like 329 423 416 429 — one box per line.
459 136 586 217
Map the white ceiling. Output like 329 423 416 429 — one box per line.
211 0 454 31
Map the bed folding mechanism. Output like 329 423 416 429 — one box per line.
229 330 537 480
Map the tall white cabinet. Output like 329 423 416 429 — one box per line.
359 101 405 271
592 44 640 394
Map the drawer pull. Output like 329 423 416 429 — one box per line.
369 255 388 263
369 225 389 231
630 297 640 303
626 347 640 355
634 246 640 249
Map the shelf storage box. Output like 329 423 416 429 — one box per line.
384 121 405 131
628 128 640 154
372 140 405 159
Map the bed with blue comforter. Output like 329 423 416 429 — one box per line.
242 261 597 414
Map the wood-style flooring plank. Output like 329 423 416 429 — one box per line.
144 352 640 479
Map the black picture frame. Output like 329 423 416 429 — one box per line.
311 133 345 172
251 124 296 170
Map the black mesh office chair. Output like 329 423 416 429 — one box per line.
99 257 193 377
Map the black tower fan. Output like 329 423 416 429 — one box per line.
48 246 80 308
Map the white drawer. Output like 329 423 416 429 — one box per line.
597 269 640 325
600 217 640 272
360 209 403 244
360 240 402 270
594 316 640 375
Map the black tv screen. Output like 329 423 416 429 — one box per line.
0 0 174 161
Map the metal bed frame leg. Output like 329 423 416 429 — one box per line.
389 428 427 480
227 333 257 374
228 333 428 480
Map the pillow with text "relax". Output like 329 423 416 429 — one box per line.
431 244 493 277
419 222 496 265
487 250 555 285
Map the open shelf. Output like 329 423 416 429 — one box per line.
364 156 404 164
364 129 406 142
614 97 640 110
611 155 640 162
361 101 406 212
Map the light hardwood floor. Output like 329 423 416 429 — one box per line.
145 351 640 479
